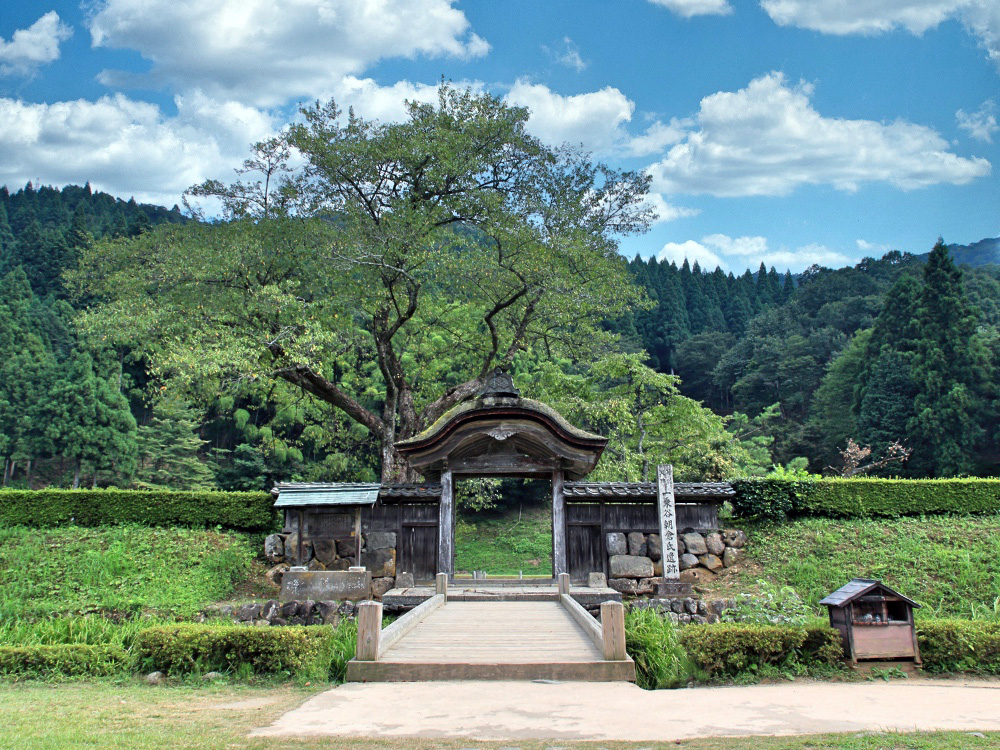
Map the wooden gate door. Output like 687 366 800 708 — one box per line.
566 503 603 582
397 503 438 582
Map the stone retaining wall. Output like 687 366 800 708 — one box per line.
263 529 400 598
605 528 746 595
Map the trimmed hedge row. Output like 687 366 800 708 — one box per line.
677 624 842 678
0 644 132 678
917 619 1000 674
136 624 334 678
0 489 275 531
731 478 1000 520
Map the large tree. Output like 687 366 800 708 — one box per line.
74 86 653 480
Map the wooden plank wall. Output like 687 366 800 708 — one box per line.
362 501 440 582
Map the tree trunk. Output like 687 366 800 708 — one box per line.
92 470 99 489
2 459 8 487
73 459 81 489
26 459 34 489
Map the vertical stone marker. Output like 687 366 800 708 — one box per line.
657 464 680 579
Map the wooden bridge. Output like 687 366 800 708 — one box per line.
346 574 635 682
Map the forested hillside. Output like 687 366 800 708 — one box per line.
2 102 999 489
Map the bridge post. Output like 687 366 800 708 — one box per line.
600 601 626 661
436 572 448 601
356 600 383 661
557 572 570 595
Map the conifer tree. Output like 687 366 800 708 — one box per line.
135 398 216 489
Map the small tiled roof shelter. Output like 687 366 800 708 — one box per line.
273 483 380 567
820 578 922 666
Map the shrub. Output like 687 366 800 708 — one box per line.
0 489 275 531
731 478 1000 520
722 580 810 625
917 619 1000 674
678 624 842 679
0 644 132 678
624 608 700 689
136 624 334 679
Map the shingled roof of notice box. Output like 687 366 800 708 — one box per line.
562 481 735 499
271 482 444 505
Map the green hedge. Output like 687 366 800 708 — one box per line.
0 644 132 678
678 624 842 679
731 478 1000 520
136 624 334 678
0 489 275 531
917 619 1000 674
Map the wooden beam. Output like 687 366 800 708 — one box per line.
356 601 383 661
552 469 567 577
560 593 602 649
438 468 453 579
601 601 626 661
657 464 680 580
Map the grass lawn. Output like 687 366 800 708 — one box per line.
0 681 996 750
0 525 258 619
454 504 552 576
703 515 1000 618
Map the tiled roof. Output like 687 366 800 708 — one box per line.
272 482 380 507
562 481 735 499
379 483 443 498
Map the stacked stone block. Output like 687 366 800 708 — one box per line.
605 527 746 596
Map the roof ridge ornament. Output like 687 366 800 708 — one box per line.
477 367 520 398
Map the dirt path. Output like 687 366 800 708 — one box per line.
252 678 1000 742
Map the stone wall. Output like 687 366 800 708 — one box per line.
263 523 400 599
605 528 746 595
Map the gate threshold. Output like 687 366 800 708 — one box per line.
383 582 622 607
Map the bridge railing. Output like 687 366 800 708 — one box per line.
356 572 448 661
557 573 627 661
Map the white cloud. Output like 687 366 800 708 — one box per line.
957 99 999 142
505 79 635 154
626 118 690 157
856 239 899 255
643 193 701 224
761 1 1000 69
648 72 991 197
88 0 489 107
658 240 728 269
544 37 587 72
0 11 72 76
0 93 276 206
659 233 858 272
648 0 734 18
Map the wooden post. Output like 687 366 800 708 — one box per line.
601 601 626 661
436 572 448 601
551 469 567 578
557 572 570 595
656 464 680 580
438 468 454 579
356 601 383 661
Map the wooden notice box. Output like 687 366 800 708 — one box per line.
820 578 922 666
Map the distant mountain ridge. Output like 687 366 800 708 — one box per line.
942 237 1000 268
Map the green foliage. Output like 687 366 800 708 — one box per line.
454 504 552 576
731 478 1000 520
722 580 810 625
136 624 334 679
0 525 254 619
917 619 1000 674
135 398 217 490
0 488 274 530
721 516 1000 618
0 644 132 678
624 608 700 689
678 624 842 679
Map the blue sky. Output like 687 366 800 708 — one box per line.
0 0 997 272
